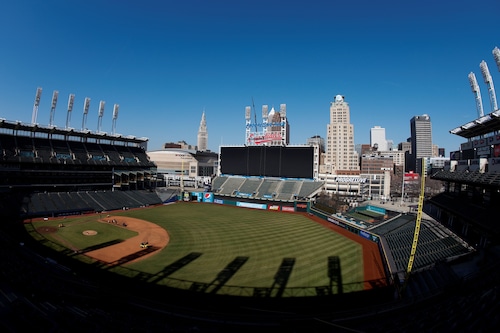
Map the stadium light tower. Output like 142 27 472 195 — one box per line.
82 97 90 131
65 94 75 129
49 90 59 127
480 60 498 111
112 103 119 135
468 72 485 117
493 47 500 72
31 87 42 125
97 100 105 133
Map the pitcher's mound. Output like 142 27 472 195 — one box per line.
83 230 97 236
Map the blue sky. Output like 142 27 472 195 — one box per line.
1 0 499 154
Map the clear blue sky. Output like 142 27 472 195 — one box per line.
1 0 499 155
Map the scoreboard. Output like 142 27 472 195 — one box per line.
220 146 314 179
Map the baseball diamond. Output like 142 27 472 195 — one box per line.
28 202 385 297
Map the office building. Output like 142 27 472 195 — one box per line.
325 95 359 174
410 114 432 174
370 126 388 151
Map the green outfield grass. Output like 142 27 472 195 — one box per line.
30 216 138 249
27 202 366 296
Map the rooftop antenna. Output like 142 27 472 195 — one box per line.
65 94 75 129
49 90 59 127
480 60 498 111
493 47 500 72
31 87 42 125
97 100 105 133
112 103 119 135
82 97 90 131
468 72 485 117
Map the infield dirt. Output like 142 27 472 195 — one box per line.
84 216 170 264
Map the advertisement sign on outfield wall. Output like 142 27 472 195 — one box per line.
236 201 267 210
202 192 214 203
295 202 309 212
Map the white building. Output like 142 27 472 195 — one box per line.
370 126 388 151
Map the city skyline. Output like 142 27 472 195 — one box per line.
1 1 499 154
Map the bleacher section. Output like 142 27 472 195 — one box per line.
256 179 280 198
297 181 323 199
217 177 246 195
275 180 301 200
211 176 228 192
213 176 324 201
238 178 262 196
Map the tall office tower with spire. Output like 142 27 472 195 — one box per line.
197 111 208 151
325 95 359 174
410 114 432 175
370 125 388 151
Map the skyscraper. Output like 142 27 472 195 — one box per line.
410 114 432 174
325 95 359 174
370 126 388 151
197 111 208 151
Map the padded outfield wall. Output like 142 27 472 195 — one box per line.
184 190 310 212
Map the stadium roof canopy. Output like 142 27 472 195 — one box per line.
0 119 148 144
450 109 500 139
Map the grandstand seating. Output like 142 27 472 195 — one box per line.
275 180 300 200
35 138 56 162
23 190 162 217
238 178 262 196
212 176 324 201
0 130 155 194
49 139 72 163
67 141 89 164
297 180 323 199
372 215 472 273
217 177 246 195
211 176 227 192
0 134 17 160
255 179 279 198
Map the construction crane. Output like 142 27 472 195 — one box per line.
468 72 485 117
402 158 426 291
251 97 258 133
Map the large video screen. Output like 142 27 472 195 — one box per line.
220 146 313 179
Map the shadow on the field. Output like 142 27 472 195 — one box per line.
146 252 203 283
106 246 160 267
254 257 296 297
190 256 249 294
328 256 343 294
79 239 125 253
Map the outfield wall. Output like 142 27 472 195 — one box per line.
182 191 310 212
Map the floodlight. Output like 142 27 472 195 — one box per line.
493 47 500 71
98 101 105 117
83 97 90 114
